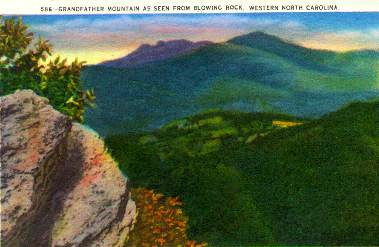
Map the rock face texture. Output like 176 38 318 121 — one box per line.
1 90 136 247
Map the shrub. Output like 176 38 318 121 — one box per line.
0 16 95 122
128 188 206 247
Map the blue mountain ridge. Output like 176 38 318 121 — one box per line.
82 31 379 136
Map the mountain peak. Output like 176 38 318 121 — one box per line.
101 39 213 68
227 31 336 70
240 31 279 39
227 31 295 48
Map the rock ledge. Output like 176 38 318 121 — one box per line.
1 90 136 247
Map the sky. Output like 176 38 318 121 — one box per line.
23 13 379 64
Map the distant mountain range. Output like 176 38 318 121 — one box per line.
82 31 379 136
101 39 213 68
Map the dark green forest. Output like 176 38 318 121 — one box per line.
106 101 379 246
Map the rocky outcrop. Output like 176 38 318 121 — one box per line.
0 90 136 247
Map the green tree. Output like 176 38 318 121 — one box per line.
0 16 95 122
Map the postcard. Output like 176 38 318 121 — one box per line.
1 0 379 246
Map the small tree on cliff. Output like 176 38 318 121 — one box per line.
128 188 207 247
0 16 95 122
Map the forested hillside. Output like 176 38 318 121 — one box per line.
106 101 379 246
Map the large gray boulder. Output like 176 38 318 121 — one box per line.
1 90 136 247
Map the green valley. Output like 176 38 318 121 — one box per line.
106 101 379 246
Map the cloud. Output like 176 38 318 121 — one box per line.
29 15 306 49
298 30 379 51
369 28 379 38
28 15 379 64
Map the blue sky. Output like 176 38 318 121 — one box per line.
23 13 379 64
